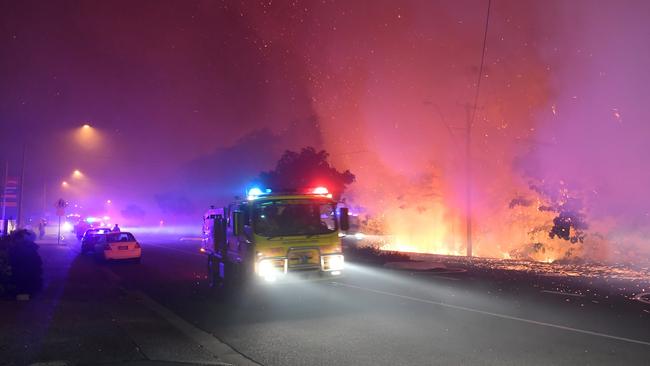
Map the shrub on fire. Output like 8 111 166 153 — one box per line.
0 229 43 296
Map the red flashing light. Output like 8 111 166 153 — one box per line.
313 187 329 195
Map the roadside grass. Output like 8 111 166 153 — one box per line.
343 242 412 265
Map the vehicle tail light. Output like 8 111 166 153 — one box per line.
134 242 141 248
103 243 111 250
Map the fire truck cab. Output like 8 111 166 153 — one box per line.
202 187 349 288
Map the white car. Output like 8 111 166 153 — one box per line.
94 231 141 263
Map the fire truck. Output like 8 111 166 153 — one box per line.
202 187 349 288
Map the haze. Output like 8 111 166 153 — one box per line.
2 0 649 264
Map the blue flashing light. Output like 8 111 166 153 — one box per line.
247 187 264 200
248 187 263 196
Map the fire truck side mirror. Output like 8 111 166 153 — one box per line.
233 211 243 236
339 208 350 231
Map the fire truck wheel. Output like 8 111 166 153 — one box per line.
207 255 223 289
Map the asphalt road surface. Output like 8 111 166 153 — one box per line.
107 235 650 365
4 234 649 365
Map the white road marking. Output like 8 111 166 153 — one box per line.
130 289 259 366
635 293 650 305
540 290 585 298
334 282 650 347
179 237 204 242
102 267 259 366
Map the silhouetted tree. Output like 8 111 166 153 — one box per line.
121 204 146 221
154 193 195 216
257 147 355 198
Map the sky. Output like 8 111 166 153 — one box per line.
1 0 650 263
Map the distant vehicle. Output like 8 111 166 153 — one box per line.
80 227 113 254
94 231 141 263
75 221 91 240
202 186 349 288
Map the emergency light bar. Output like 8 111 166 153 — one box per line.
246 186 332 200
247 187 273 200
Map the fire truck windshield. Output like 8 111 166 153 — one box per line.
252 200 337 237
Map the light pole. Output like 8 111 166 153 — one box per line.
17 144 26 228
1 160 7 235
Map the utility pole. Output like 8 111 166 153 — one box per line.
465 105 473 258
43 182 47 216
1 160 7 235
17 143 26 228
465 0 491 257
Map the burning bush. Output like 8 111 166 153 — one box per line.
505 180 592 262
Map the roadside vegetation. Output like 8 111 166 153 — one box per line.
343 242 411 265
0 229 43 297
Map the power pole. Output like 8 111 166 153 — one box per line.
1 160 7 235
17 143 26 228
465 0 491 257
43 182 47 216
465 105 473 258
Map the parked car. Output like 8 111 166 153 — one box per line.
80 228 113 254
94 232 141 263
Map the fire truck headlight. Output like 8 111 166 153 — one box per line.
326 255 344 271
258 259 278 281
62 222 73 231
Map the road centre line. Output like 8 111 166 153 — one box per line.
333 282 650 347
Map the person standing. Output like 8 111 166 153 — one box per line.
38 219 46 240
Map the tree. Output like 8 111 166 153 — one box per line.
120 204 146 221
154 193 195 216
257 147 355 198
510 180 588 244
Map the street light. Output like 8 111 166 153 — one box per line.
61 181 69 188
75 123 100 149
72 169 83 178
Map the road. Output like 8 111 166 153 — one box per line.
3 234 650 365
112 236 650 365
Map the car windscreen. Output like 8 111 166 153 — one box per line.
106 232 136 243
252 200 337 237
85 228 111 236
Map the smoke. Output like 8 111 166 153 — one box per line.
243 1 554 258
239 0 650 264
527 0 650 264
